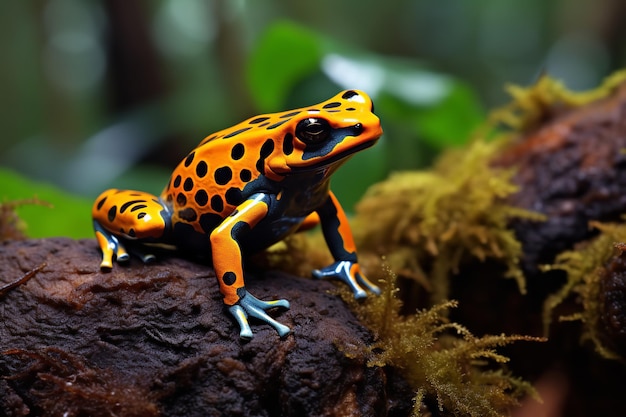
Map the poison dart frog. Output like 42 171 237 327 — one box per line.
92 90 382 340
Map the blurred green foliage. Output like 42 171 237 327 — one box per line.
0 0 623 238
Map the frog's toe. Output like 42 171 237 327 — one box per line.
228 290 291 340
313 260 380 298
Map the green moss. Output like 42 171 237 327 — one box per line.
543 221 626 361
354 139 544 303
341 266 541 417
488 70 626 133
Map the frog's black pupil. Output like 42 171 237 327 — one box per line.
296 118 331 144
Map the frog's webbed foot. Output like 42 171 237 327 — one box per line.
94 221 130 269
312 260 381 299
228 290 291 340
94 221 156 269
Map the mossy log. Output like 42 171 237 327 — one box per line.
0 238 412 417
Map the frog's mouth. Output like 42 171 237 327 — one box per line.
287 137 379 173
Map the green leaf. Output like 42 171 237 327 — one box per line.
0 167 93 238
246 21 326 112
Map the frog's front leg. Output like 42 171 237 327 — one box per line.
312 191 381 298
210 193 290 340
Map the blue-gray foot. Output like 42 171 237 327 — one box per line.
312 260 381 299
228 290 291 340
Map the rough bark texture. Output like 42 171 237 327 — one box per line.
0 238 412 417
450 81 626 417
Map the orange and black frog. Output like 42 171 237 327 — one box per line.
92 90 382 340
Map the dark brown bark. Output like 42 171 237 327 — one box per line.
0 238 412 417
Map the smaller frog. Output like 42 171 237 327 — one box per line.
92 90 382 340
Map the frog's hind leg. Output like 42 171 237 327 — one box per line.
92 189 170 269
93 220 129 269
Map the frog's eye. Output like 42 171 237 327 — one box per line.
295 118 331 145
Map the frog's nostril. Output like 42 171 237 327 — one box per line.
353 123 363 134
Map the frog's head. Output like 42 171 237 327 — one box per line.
259 90 382 177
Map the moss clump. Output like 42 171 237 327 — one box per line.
488 70 626 133
354 139 544 303
543 221 626 361
341 266 541 417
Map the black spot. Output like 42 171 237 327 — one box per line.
266 120 288 130
200 212 223 234
177 193 187 206
231 220 251 240
128 228 136 238
224 127 251 139
167 194 173 203
183 177 194 192
214 166 233 185
249 116 270 124
138 212 147 219
323 102 341 109
196 161 208 178
131 204 147 212
239 169 252 182
258 122 270 128
225 187 243 206
282 133 294 155
345 107 356 111
173 175 182 188
96 196 107 210
231 143 245 160
184 152 195 167
342 90 359 99
120 199 145 213
280 111 301 119
107 206 117 223
195 189 208 206
223 272 237 286
256 139 275 173
179 207 198 222
211 195 224 212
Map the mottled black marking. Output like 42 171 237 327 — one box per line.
342 90 358 99
214 166 233 185
282 133 294 155
249 116 270 124
130 204 147 212
177 193 187 206
179 207 198 222
138 212 147 219
200 212 223 234
223 271 237 286
97 196 107 210
256 139 275 173
183 177 194 192
211 195 224 212
225 187 243 206
173 175 182 188
107 206 117 223
231 143 245 160
196 161 208 178
346 107 356 111
280 111 301 119
240 169 252 182
167 194 173 203
323 102 341 109
195 189 208 206
230 220 251 241
184 152 195 167
258 122 270 128
266 120 288 130
224 127 251 139
120 199 145 214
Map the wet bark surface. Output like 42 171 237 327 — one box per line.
0 238 412 417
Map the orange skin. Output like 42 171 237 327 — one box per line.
92 90 382 339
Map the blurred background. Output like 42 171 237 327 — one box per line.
1 0 625 236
